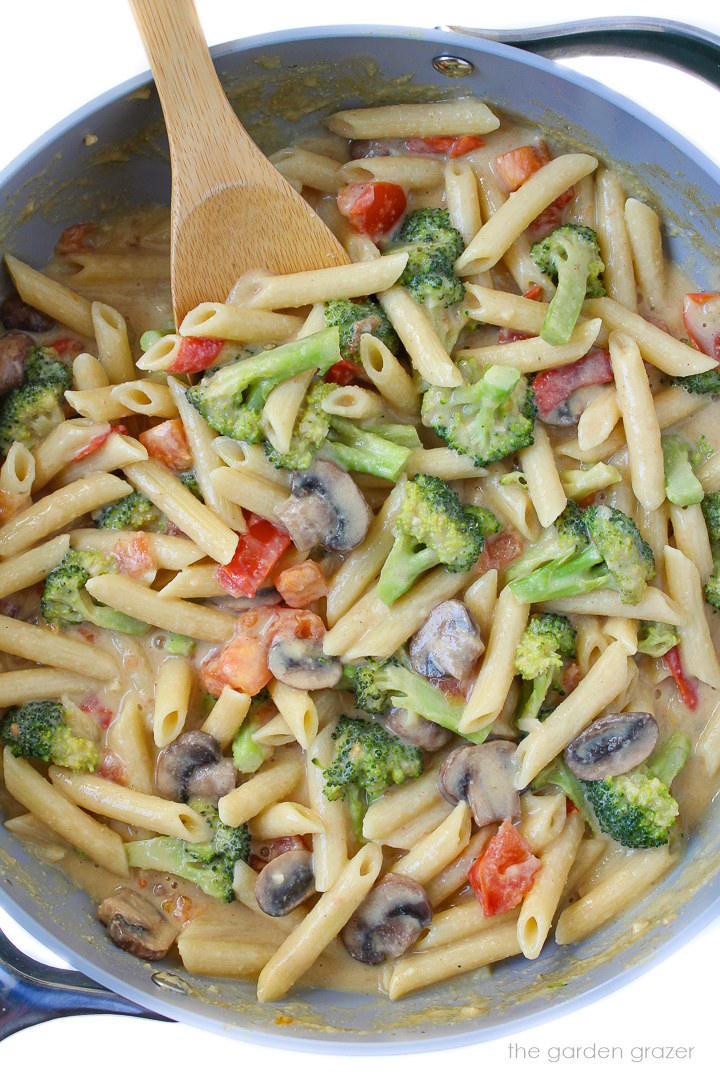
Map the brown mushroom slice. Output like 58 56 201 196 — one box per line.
341 873 432 964
564 712 659 781
383 708 450 751
0 295 55 332
98 886 178 960
276 458 371 552
254 847 316 916
267 637 342 690
438 741 520 828
0 331 33 396
155 730 236 803
409 600 484 682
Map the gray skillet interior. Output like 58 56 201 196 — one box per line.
1 25 720 1051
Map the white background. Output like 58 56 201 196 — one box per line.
2 1 720 1074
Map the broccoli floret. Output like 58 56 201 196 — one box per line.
320 416 412 481
344 657 488 744
531 224 605 346
531 756 599 833
0 700 99 771
672 369 720 396
320 715 423 838
0 346 72 454
125 799 250 903
377 474 491 604
264 380 334 471
178 469 202 500
705 550 720 611
560 463 622 502
637 621 680 658
662 434 704 506
232 715 271 774
422 364 537 468
702 491 720 545
186 328 340 441
510 505 655 606
324 299 401 361
504 501 589 584
515 614 577 720
585 732 690 848
41 549 150 634
94 490 166 531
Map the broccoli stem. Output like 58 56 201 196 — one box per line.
509 546 610 605
647 732 691 787
532 758 600 833
322 417 411 480
361 422 423 449
201 327 340 403
379 665 489 746
232 717 270 774
377 533 441 605
517 669 554 720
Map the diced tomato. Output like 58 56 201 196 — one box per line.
240 605 327 649
111 533 155 577
49 336 84 358
561 662 583 696
97 750 127 785
72 423 127 461
682 292 720 361
56 222 96 255
478 531 523 575
249 835 307 872
275 560 328 608
493 142 551 192
532 347 614 419
664 645 699 710
337 181 407 240
216 515 291 599
324 359 364 385
139 418 193 470
468 819 541 917
498 328 533 344
168 336 224 374
404 135 485 158
80 694 114 729
566 799 579 816
202 632 272 697
524 285 544 302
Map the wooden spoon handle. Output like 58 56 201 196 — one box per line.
128 0 240 173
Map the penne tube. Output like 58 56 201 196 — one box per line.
84 574 236 641
518 792 567 856
268 681 318 750
321 384 385 421
109 380 178 418
417 903 515 952
446 158 483 246
243 253 407 310
405 447 487 480
463 569 498 642
456 318 602 373
5 254 94 336
390 801 472 885
595 169 636 310
270 146 342 194
0 534 69 599
670 504 713 582
219 752 305 828
624 198 666 313
460 586 529 733
380 799 452 851
424 827 493 907
92 301 135 383
0 667 97 708
583 296 715 377
152 656 194 747
32 419 110 490
68 252 168 284
159 565 223 599
202 686 251 749
378 286 463 388
0 613 117 680
535 587 685 625
518 810 585 959
249 802 326 839
69 529 204 569
64 386 131 422
179 303 303 341
73 352 109 391
337 156 444 190
664 546 720 688
520 422 567 528
307 720 349 891
107 692 154 795
57 433 148 485
209 466 288 526
609 330 665 511
358 333 420 415
326 99 500 139
577 387 621 451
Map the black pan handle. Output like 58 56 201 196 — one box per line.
443 17 720 90
0 926 166 1041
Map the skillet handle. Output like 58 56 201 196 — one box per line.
444 17 720 90
0 926 166 1041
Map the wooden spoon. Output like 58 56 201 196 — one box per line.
128 0 349 326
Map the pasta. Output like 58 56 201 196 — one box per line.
0 94 715 1010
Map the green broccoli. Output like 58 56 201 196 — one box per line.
186 327 340 442
264 380 335 471
124 800 250 903
41 549 150 634
515 613 577 720
530 224 606 346
232 715 272 774
662 434 704 506
637 621 680 657
324 299 401 361
164 633 196 656
319 416 412 481
94 490 166 531
377 474 494 604
560 463 622 502
0 700 99 771
178 469 203 501
702 490 720 545
531 756 600 833
510 504 655 606
0 346 72 454
422 364 537 468
585 732 690 848
672 370 720 396
343 657 488 744
320 715 423 838
503 501 589 584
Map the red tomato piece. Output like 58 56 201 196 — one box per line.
449 135 485 158
139 418 193 470
478 531 523 575
468 819 541 917
111 533 155 577
498 328 534 344
80 694 114 729
202 633 272 697
56 222 96 255
404 135 485 157
493 142 551 192
324 359 364 385
49 336 84 358
216 514 291 599
523 285 544 302
532 347 613 419
337 181 407 240
664 645 698 710
97 750 128 785
275 559 328 608
168 336 224 374
682 292 720 361
72 424 127 461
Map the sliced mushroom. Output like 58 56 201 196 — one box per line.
98 886 178 960
564 712 658 781
341 873 432 964
439 741 520 828
155 730 236 803
254 847 316 916
276 459 371 552
249 834 307 872
267 637 342 689
0 295 55 332
410 600 484 682
0 331 33 396
383 707 450 751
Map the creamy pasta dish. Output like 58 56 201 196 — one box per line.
2 96 720 1004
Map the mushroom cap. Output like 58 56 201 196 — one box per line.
383 708 451 752
98 886 177 960
267 637 343 690
564 712 659 781
341 873 432 964
438 741 520 828
409 600 483 682
155 730 236 803
278 458 371 552
254 847 316 916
